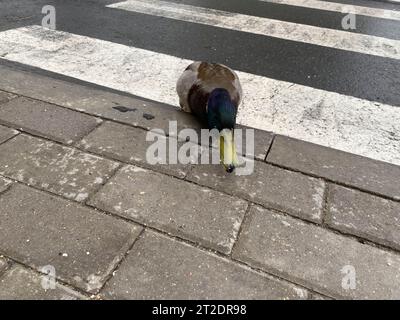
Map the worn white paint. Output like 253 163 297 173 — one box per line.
108 0 400 60
0 26 399 165
261 0 400 21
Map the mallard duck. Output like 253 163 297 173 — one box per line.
177 62 243 173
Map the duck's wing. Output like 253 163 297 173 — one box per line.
176 62 201 113
177 62 243 118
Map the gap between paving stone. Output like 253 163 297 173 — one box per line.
0 183 144 294
0 123 280 220
233 206 400 299
0 64 399 203
0 87 273 162
266 135 400 202
86 177 400 298
0 106 269 185
0 97 103 145
94 228 146 296
186 161 326 224
325 183 400 251
0 252 105 299
0 127 399 258
100 230 311 300
0 134 121 203
0 256 9 277
0 175 341 299
0 70 399 297
320 183 331 226
92 188 400 261
0 178 324 298
0 262 89 300
0 167 343 298
0 90 17 105
87 164 249 255
0 176 12 194
0 124 19 145
4 93 396 221
1 89 397 209
265 159 400 204
0 139 398 259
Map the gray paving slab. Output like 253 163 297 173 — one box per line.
0 97 100 144
327 184 400 251
187 162 325 223
199 125 274 161
0 90 16 105
88 165 248 254
0 65 200 133
1 64 399 300
233 206 400 299
0 257 8 276
101 230 309 300
267 135 400 200
0 176 12 194
0 183 143 293
0 265 86 300
310 293 332 300
78 121 189 178
0 67 272 160
0 134 120 202
0 124 18 144
236 125 274 161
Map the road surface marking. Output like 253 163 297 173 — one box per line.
107 0 400 60
0 26 399 165
261 0 400 21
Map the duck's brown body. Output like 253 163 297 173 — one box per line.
176 62 243 123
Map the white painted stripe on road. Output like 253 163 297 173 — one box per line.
107 0 400 60
0 26 399 165
261 0 400 21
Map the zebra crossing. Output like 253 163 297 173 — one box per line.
108 0 400 59
260 0 400 20
0 0 399 165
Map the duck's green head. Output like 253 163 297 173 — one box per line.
207 88 238 173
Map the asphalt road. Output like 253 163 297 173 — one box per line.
1 0 400 104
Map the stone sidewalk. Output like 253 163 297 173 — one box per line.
0 63 399 300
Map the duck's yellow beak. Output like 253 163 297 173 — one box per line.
220 129 238 173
